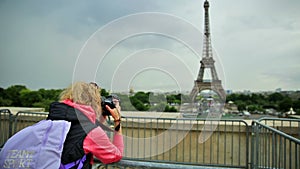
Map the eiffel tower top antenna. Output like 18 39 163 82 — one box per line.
203 0 212 58
204 0 210 36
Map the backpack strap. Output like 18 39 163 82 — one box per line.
59 154 87 169
96 120 114 132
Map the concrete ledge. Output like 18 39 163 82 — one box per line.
0 107 45 115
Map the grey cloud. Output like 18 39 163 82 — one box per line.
0 0 299 91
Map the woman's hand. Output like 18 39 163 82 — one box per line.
105 98 121 122
105 99 122 132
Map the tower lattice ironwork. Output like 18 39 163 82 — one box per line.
190 0 226 101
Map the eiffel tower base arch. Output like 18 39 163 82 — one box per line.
190 80 226 102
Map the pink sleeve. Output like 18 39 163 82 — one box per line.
83 127 124 164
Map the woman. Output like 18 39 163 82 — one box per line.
47 81 123 168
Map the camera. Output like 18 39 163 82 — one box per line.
101 94 120 116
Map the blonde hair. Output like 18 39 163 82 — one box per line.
59 81 102 117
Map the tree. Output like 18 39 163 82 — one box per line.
38 88 62 101
5 85 27 106
20 90 43 107
129 96 149 111
166 94 181 105
0 97 12 106
268 92 284 103
166 95 176 104
278 98 292 112
33 99 54 112
235 100 247 111
0 87 12 106
134 92 150 104
226 93 238 102
292 99 300 113
101 88 110 97
164 105 177 112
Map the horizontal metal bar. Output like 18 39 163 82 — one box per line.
99 159 243 169
258 117 300 123
123 116 249 123
252 120 300 144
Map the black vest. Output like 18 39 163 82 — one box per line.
48 102 97 169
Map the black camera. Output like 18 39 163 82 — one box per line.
101 94 120 116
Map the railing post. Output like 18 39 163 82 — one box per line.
0 109 14 147
251 121 259 169
245 121 250 169
8 112 15 138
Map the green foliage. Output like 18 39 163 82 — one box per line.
0 97 12 106
101 88 110 97
293 99 300 110
133 92 150 104
235 100 247 111
0 85 61 111
126 91 179 112
166 94 181 105
268 92 284 103
226 92 299 114
164 105 177 112
38 88 62 101
129 94 150 111
5 85 27 106
0 84 181 113
20 90 43 107
278 98 292 112
33 99 54 112
1 84 298 114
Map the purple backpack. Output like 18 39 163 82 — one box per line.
0 120 71 169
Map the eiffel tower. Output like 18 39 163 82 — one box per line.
191 0 226 101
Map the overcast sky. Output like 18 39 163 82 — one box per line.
0 0 299 93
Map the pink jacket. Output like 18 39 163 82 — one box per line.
63 100 124 164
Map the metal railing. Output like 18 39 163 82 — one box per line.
1 110 300 169
0 110 48 146
13 111 49 133
0 109 12 147
120 117 249 168
258 117 300 139
94 159 241 169
251 118 300 169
